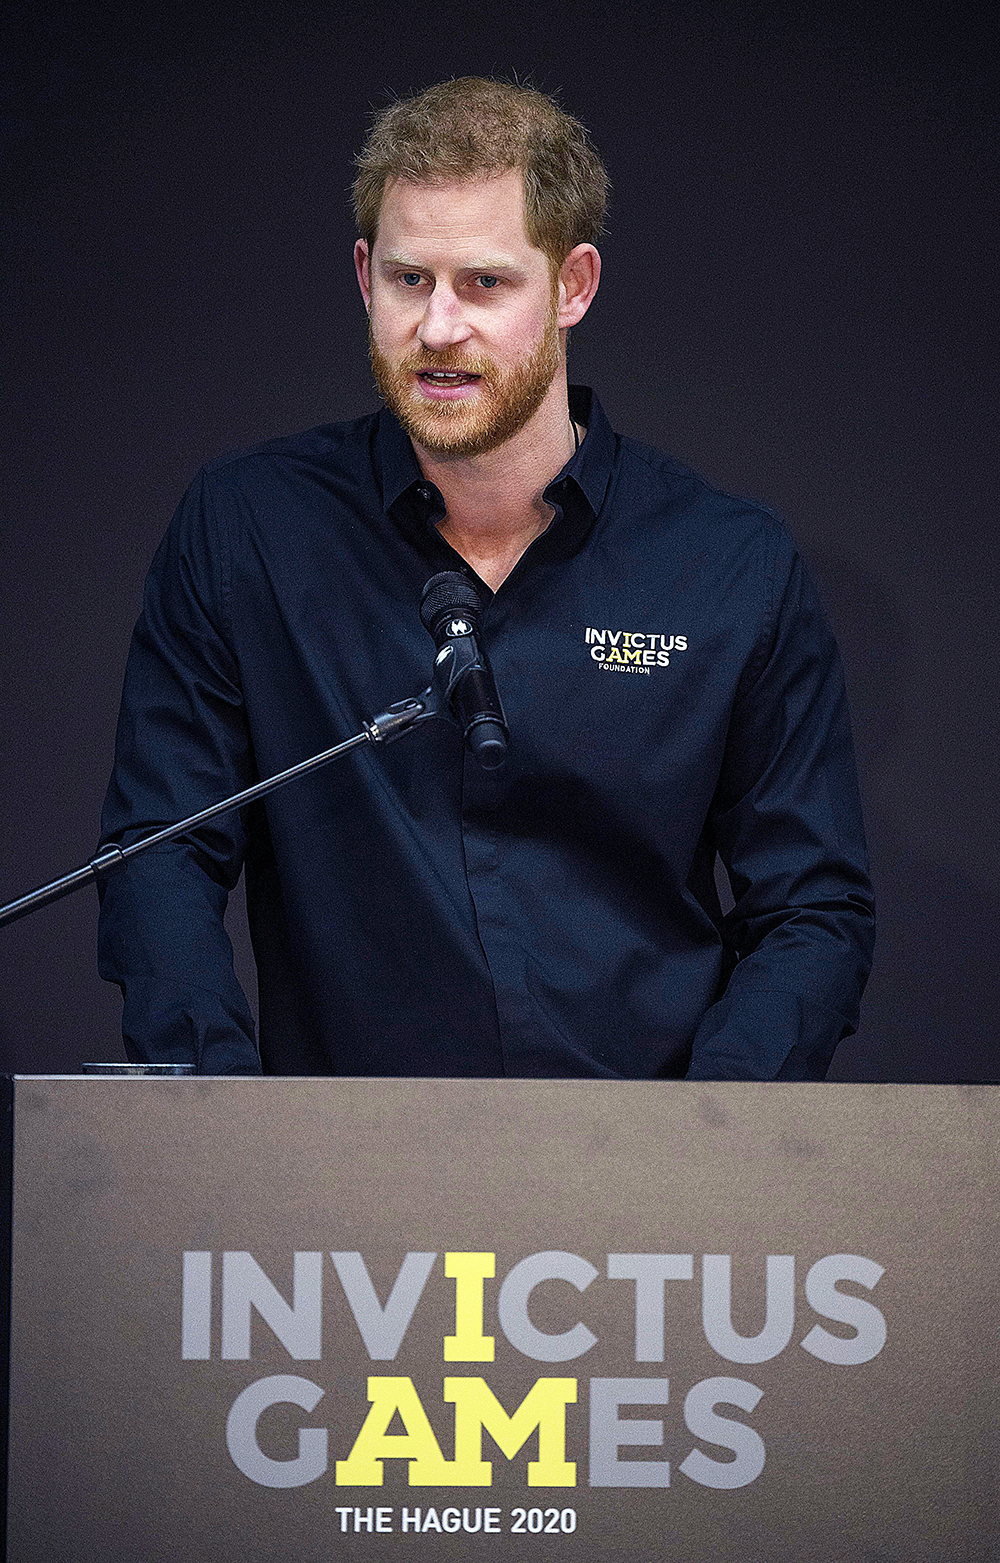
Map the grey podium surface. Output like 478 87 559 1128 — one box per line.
3 1077 998 1561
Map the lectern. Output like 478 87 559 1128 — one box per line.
3 1077 997 1560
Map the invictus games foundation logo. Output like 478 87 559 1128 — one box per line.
584 627 688 675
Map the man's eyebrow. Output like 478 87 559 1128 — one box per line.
378 253 525 273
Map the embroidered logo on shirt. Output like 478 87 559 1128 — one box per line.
584 626 688 675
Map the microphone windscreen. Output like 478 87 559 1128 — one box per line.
419 572 483 637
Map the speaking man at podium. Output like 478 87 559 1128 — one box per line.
96 77 874 1081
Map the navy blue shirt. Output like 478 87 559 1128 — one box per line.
98 387 874 1079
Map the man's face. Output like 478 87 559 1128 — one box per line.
356 169 563 458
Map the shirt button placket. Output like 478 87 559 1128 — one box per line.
460 746 514 1065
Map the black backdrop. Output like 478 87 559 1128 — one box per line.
2 1 996 1080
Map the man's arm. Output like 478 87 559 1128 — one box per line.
686 525 875 1081
97 468 262 1075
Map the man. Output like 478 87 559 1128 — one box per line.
98 77 874 1079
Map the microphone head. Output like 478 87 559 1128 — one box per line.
419 570 508 769
419 571 484 640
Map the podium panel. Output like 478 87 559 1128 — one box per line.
3 1078 998 1560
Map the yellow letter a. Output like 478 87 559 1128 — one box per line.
335 1377 454 1486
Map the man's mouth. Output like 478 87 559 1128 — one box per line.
416 371 481 384
412 368 484 403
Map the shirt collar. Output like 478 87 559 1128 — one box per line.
374 385 617 542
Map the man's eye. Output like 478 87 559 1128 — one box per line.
477 275 500 289
400 273 423 286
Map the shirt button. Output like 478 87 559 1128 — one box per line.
416 484 432 501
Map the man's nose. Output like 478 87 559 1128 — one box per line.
416 286 473 353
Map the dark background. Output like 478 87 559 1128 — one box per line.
2 0 996 1079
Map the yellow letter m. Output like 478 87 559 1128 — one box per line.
443 1377 577 1487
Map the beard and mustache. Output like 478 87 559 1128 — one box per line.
367 301 562 460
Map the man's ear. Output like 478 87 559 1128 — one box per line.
354 239 371 311
557 244 601 330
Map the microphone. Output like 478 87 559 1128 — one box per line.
419 572 508 770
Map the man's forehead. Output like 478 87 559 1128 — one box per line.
381 167 524 207
374 169 538 253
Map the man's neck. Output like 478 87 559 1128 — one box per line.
413 379 580 592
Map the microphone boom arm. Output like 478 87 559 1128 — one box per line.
0 684 442 930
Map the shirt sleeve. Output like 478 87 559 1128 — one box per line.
685 522 875 1081
96 467 262 1075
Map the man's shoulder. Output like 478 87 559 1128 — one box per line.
614 429 787 544
200 409 380 483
